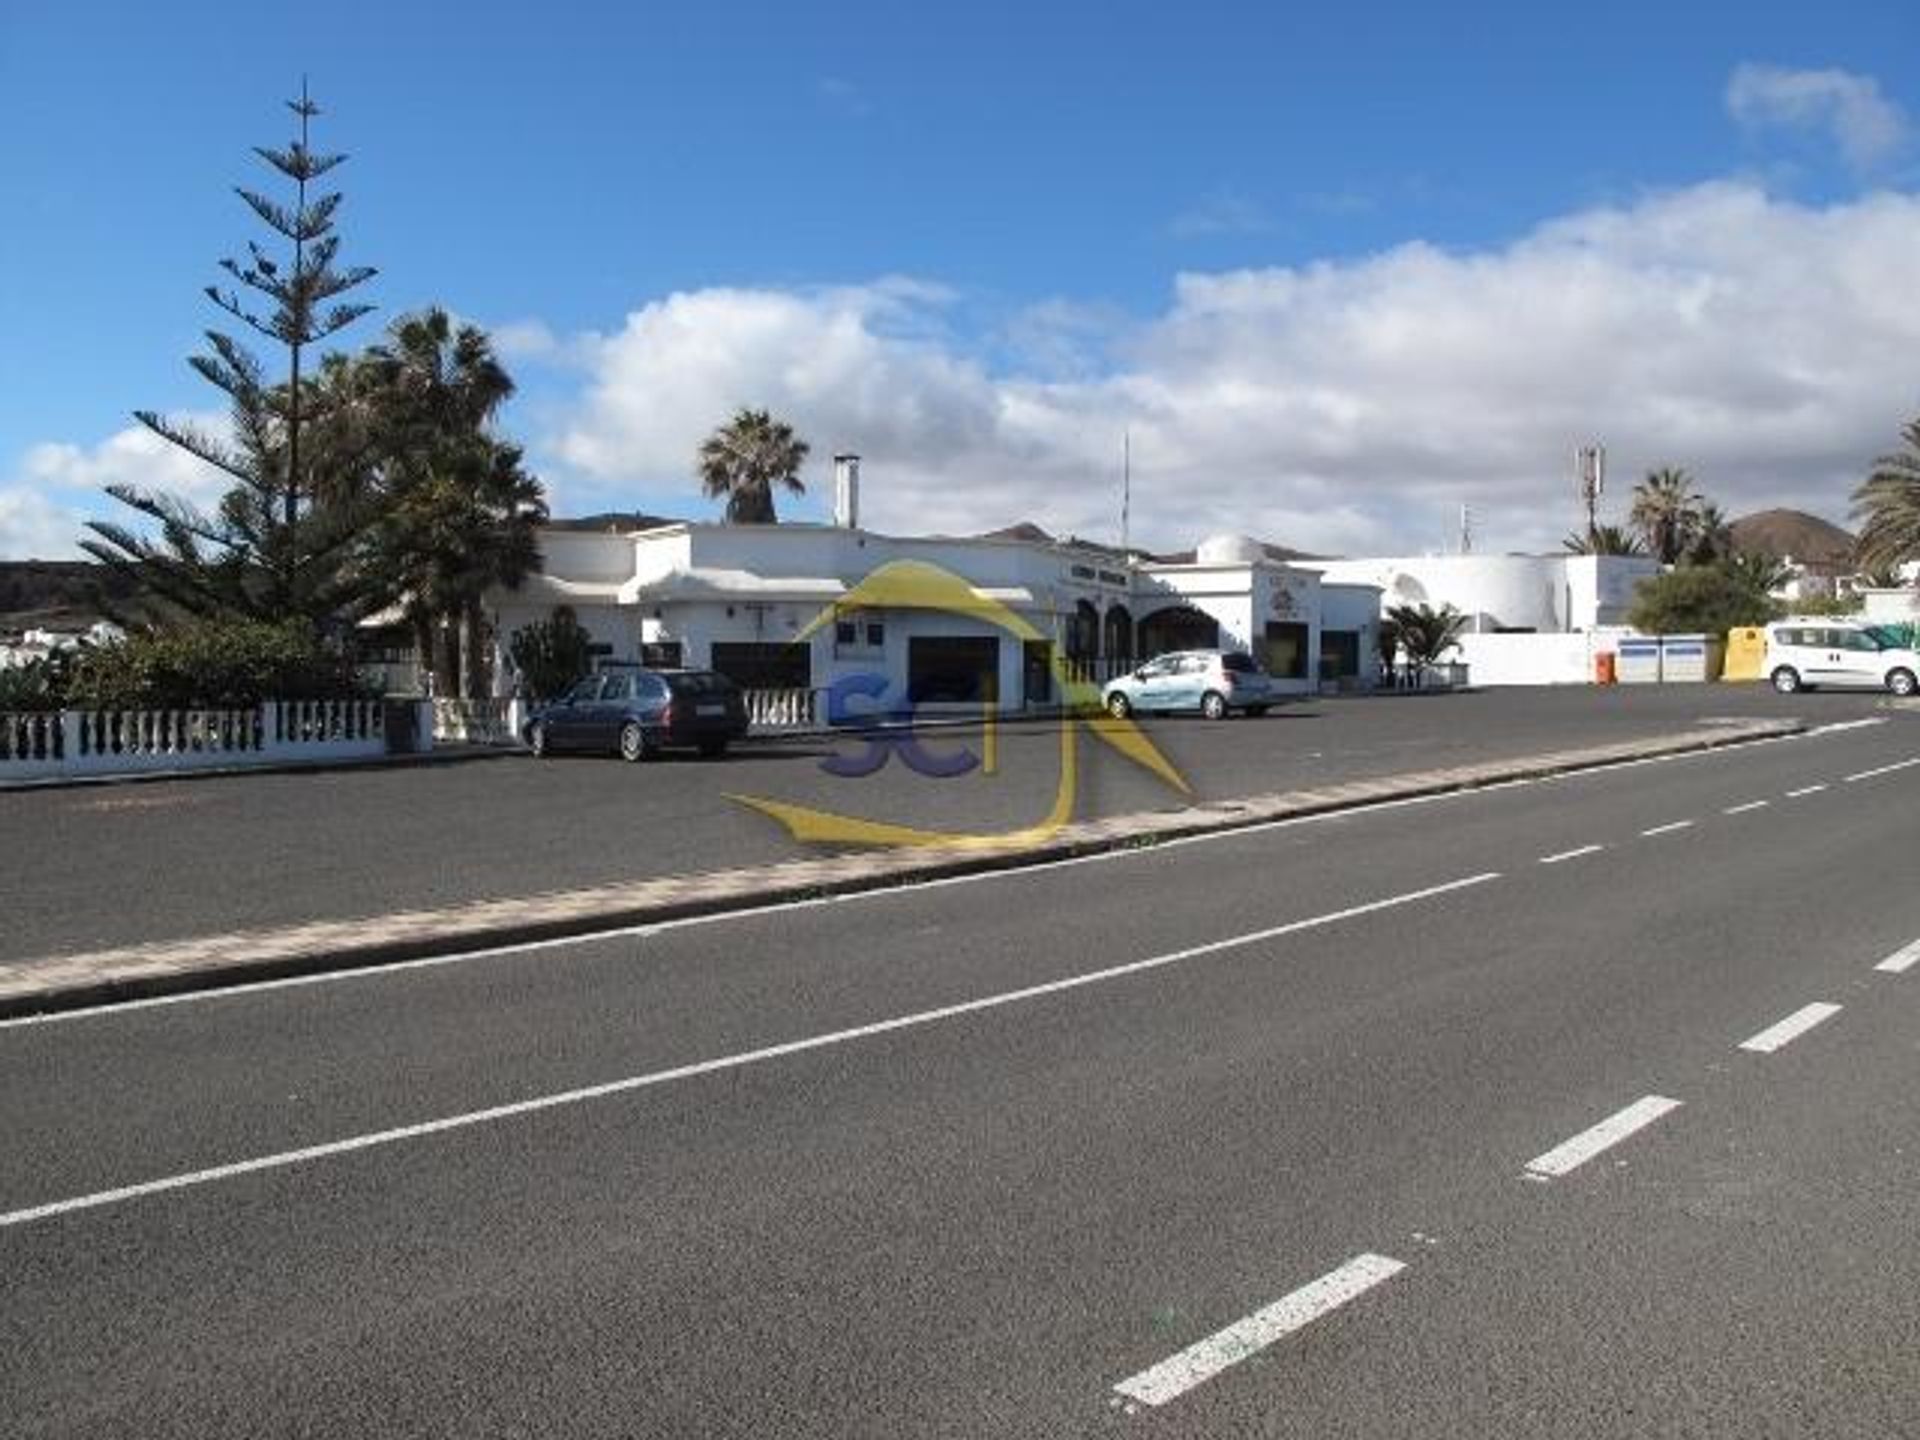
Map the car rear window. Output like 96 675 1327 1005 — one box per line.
1220 652 1258 673
665 671 739 696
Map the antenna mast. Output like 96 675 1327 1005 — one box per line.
1120 429 1132 557
1576 443 1606 538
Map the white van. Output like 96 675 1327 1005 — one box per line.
1765 620 1920 695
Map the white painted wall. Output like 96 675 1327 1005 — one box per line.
1313 553 1658 632
1861 587 1920 622
1451 632 1599 686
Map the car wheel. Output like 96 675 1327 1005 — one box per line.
618 721 648 762
1771 666 1802 695
527 722 549 757
1888 668 1917 697
1200 690 1228 720
698 737 728 758
1105 692 1132 719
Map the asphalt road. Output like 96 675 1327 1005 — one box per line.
0 683 1894 962
4 710 1917 1436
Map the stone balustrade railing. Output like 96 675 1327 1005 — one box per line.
0 699 398 782
431 697 520 745
744 687 825 733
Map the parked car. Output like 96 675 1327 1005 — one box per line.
1765 620 1920 695
524 668 749 759
1101 649 1274 719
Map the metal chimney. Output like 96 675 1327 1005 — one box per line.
833 453 861 529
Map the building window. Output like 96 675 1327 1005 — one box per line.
834 611 884 656
708 642 812 689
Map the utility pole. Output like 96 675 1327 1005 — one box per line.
1120 429 1131 558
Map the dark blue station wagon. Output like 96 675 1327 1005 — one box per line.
524 669 749 761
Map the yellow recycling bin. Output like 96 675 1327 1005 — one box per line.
1722 626 1766 682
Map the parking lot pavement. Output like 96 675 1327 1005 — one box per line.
0 684 1893 966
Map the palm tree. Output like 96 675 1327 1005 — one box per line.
1720 549 1790 595
1853 419 1920 576
1629 467 1703 565
1686 503 1734 565
360 308 544 695
1562 524 1645 556
697 407 810 523
1385 602 1468 682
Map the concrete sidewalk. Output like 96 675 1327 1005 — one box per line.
0 717 1804 1017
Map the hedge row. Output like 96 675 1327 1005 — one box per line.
0 620 373 712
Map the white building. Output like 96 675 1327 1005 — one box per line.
486 499 1381 711
1310 553 1659 633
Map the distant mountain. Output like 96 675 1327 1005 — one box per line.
1727 509 1854 567
0 560 139 633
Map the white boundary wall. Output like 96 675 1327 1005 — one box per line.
1449 632 1599 686
0 699 402 782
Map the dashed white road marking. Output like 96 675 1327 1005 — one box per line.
1739 1002 1842 1053
1784 784 1827 798
1844 757 1920 783
1875 940 1920 975
1524 1096 1683 1181
1640 820 1695 837
1111 1254 1407 1408
1722 800 1769 815
0 873 1500 1229
1538 844 1604 865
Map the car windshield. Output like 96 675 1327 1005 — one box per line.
1865 626 1904 650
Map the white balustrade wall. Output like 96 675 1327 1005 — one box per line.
432 697 520 745
0 699 394 782
744 687 823 733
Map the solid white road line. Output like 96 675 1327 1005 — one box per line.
1784 784 1827 798
1538 845 1604 865
1523 1096 1682 1180
1722 800 1770 815
1806 718 1888 735
1640 820 1695 837
1738 1002 1842 1053
1875 940 1920 975
1844 756 1920 783
1111 1254 1406 1409
0 872 1501 1229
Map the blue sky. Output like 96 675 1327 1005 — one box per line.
4 0 1918 558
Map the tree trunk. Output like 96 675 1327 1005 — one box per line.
462 602 491 699
412 614 436 697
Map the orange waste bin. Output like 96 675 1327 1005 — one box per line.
1594 652 1616 685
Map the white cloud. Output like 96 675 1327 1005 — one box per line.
0 486 85 561
0 417 231 561
538 180 1920 557
1727 63 1910 171
1168 190 1278 239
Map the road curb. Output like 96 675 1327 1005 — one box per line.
0 718 1806 1018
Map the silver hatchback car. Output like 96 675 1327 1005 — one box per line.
1101 649 1274 719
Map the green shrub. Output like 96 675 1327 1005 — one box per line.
1628 567 1776 636
508 606 594 701
66 620 371 710
0 652 75 712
